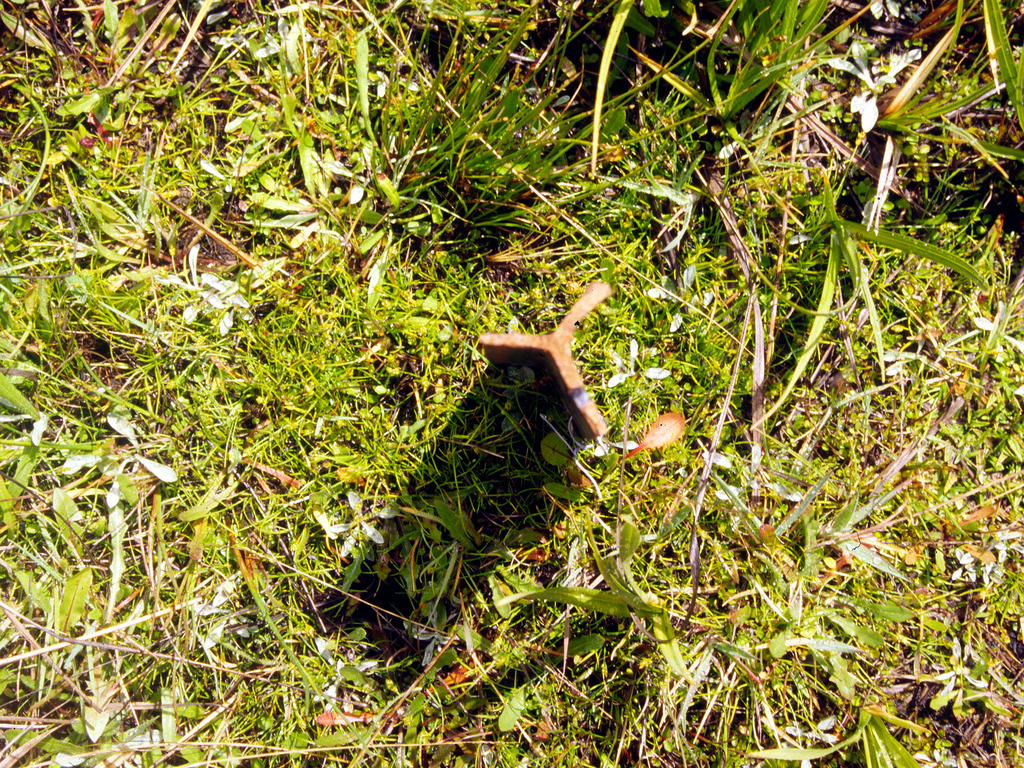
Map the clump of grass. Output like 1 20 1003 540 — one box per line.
2 0 1023 765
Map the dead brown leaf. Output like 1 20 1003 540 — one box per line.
624 412 686 460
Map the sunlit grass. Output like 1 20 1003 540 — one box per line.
1 0 1023 765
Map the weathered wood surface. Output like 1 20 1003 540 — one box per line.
479 282 612 441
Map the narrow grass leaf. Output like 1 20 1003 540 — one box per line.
842 220 988 287
765 237 838 421
0 371 38 417
983 0 1023 130
776 470 833 536
884 0 962 117
591 0 633 174
58 568 93 634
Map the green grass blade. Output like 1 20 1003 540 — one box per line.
765 237 839 421
983 0 1024 130
591 0 634 175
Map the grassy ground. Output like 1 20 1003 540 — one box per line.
2 0 1024 765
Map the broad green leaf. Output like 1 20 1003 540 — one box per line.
355 31 370 127
297 130 328 198
591 0 634 174
829 614 884 649
837 539 910 582
618 516 640 565
862 705 930 735
433 496 479 550
853 599 915 623
566 634 605 656
0 371 38 417
864 716 920 768
649 609 686 675
83 702 110 743
52 488 85 559
495 586 634 618
787 636 864 655
540 432 571 467
103 0 118 44
842 220 988 287
835 223 884 379
106 503 125 623
498 687 527 732
58 568 93 634
776 470 833 536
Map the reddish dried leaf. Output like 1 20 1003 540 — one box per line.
315 710 374 726
624 412 686 460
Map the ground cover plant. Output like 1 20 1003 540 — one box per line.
1 0 1024 765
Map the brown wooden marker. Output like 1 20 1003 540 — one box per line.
479 282 612 441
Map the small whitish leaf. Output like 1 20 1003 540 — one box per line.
624 412 686 459
607 372 630 388
361 521 383 545
200 158 225 180
786 636 864 655
58 568 93 633
540 432 572 467
30 414 48 446
107 408 138 445
498 687 527 732
62 454 106 474
644 367 672 380
83 702 110 743
136 455 177 483
749 746 844 760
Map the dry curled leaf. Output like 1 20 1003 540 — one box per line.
624 412 686 460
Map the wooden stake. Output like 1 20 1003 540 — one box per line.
479 282 613 441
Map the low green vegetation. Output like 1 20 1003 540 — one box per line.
1 0 1023 765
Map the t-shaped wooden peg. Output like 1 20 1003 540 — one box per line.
479 282 613 441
